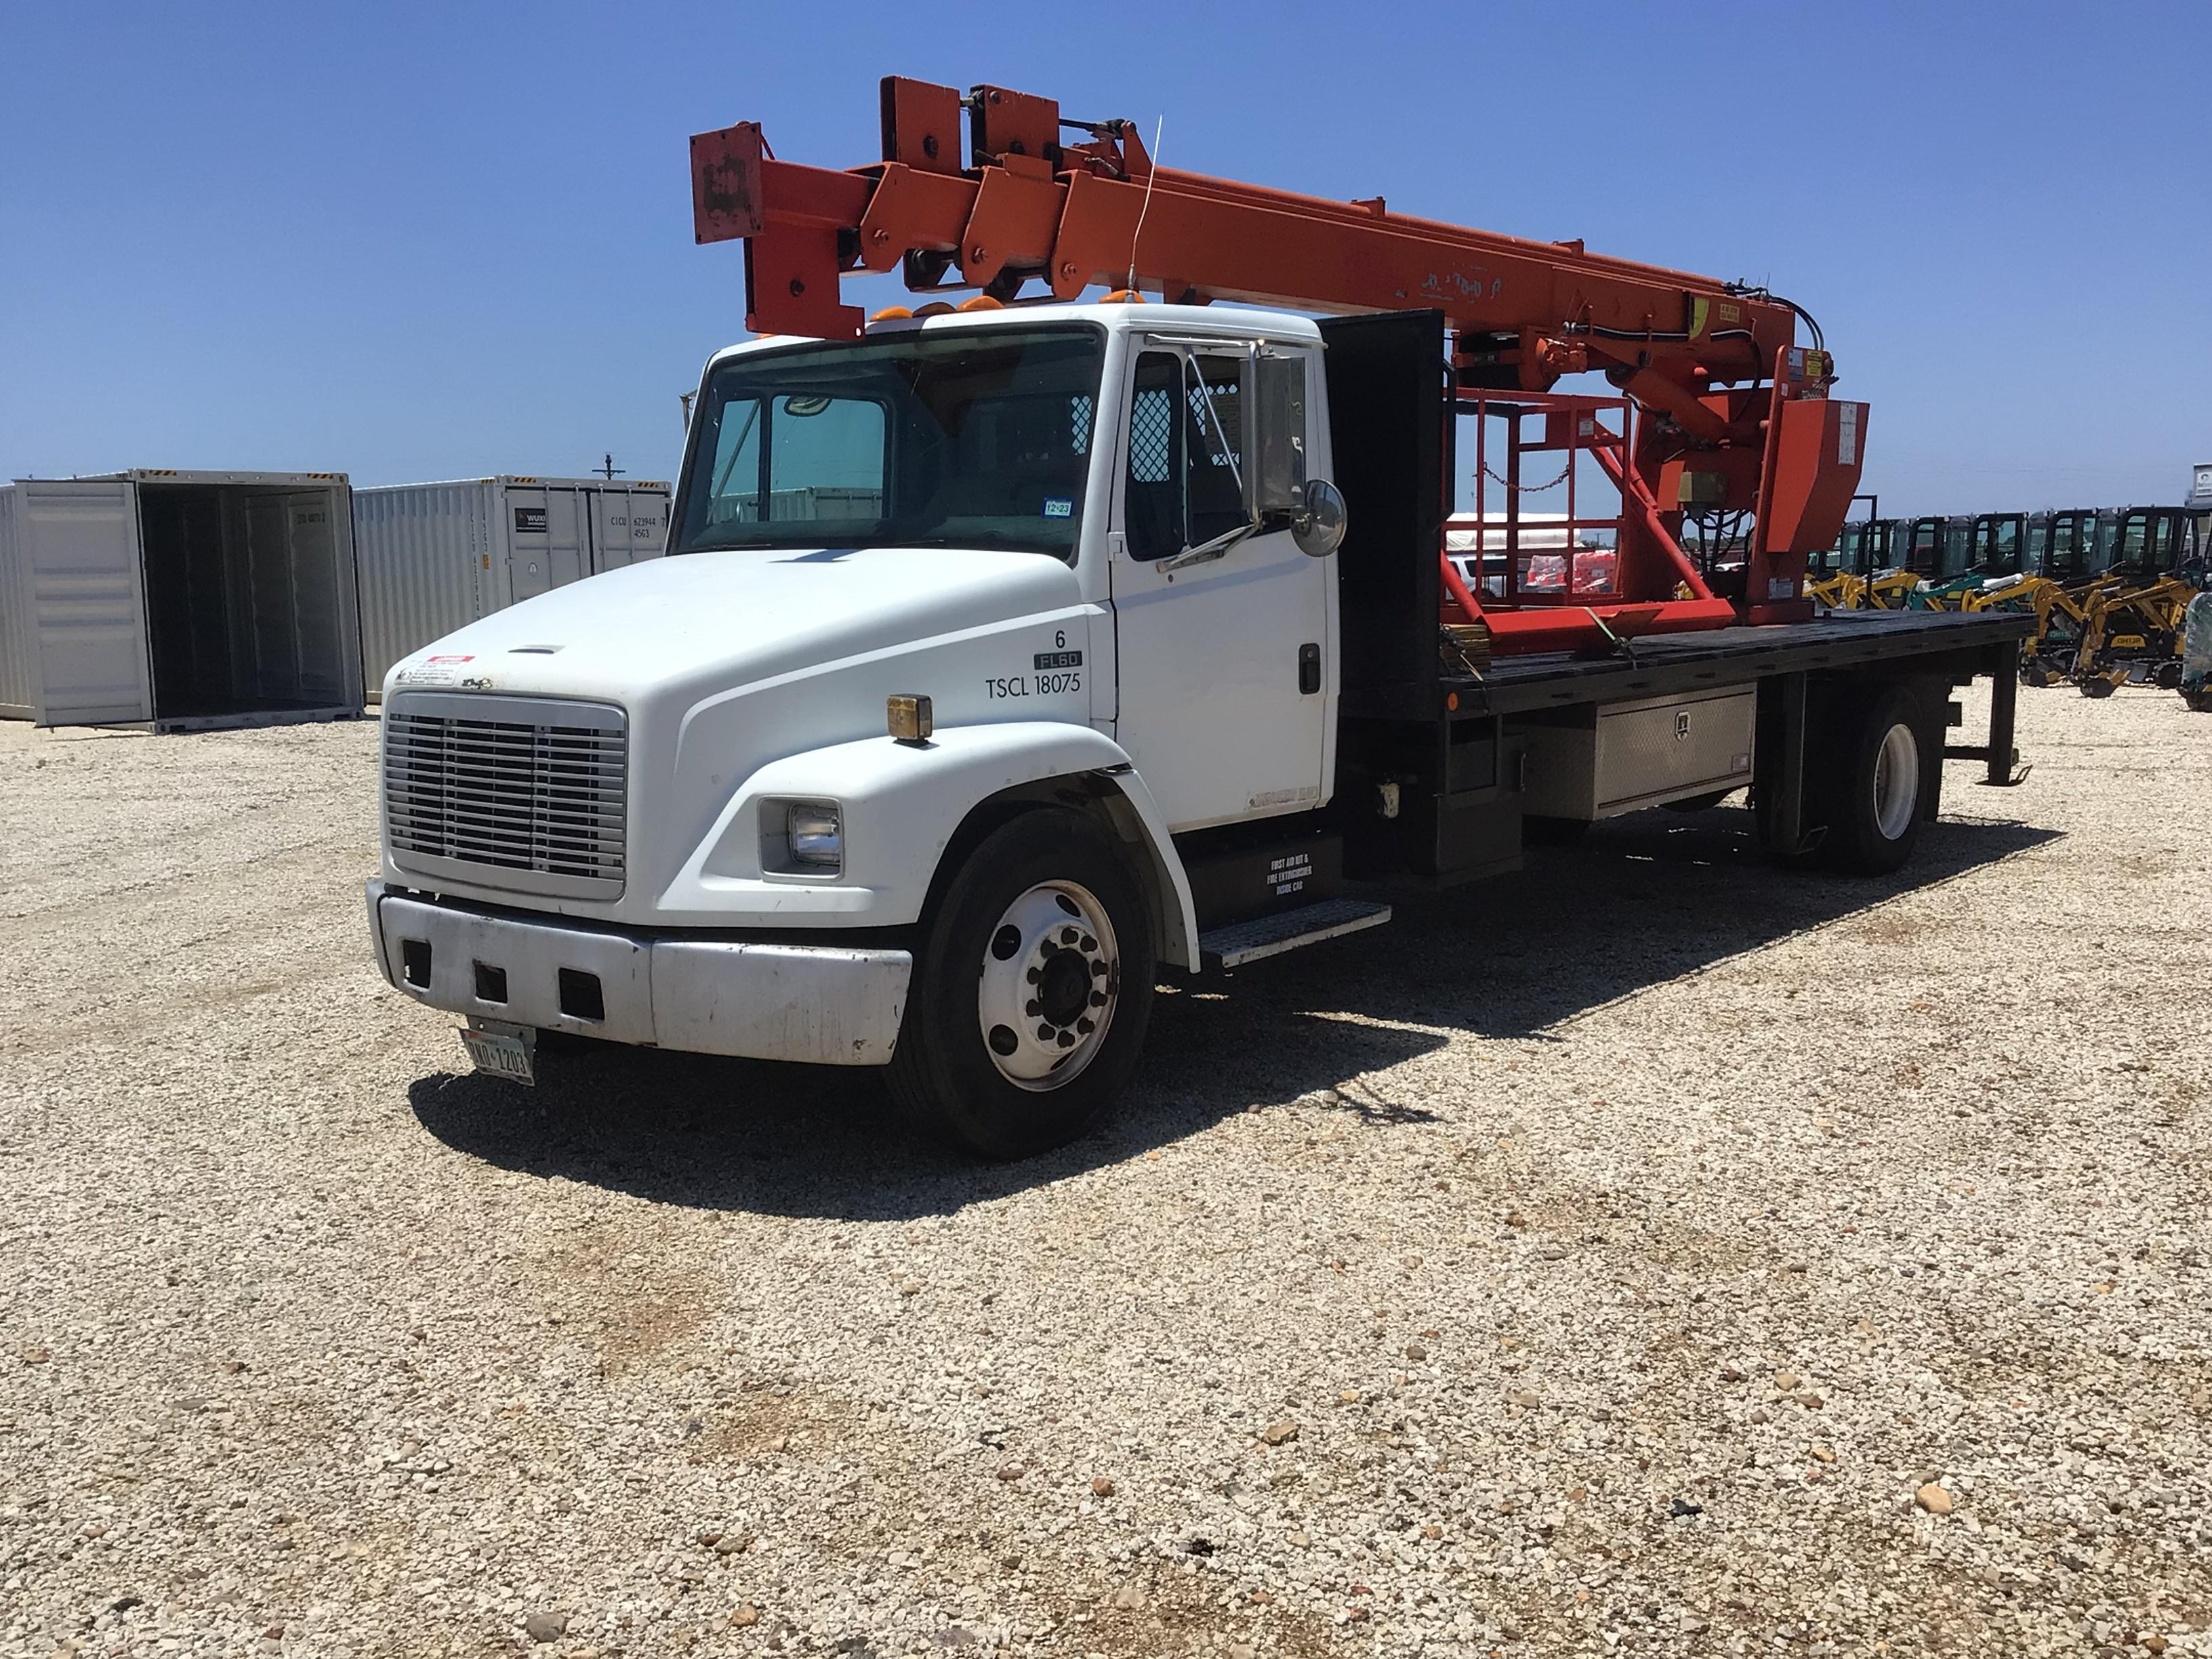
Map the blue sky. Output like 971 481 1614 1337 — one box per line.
3 1 2205 513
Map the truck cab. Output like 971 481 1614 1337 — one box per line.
371 302 1349 1154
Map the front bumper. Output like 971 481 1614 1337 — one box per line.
365 882 911 1066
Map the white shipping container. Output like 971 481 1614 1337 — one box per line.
352 476 670 695
0 486 29 718
0 470 364 730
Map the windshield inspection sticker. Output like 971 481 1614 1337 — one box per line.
1042 497 1073 518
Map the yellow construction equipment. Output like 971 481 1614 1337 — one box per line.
1962 574 2100 684
2071 574 2200 695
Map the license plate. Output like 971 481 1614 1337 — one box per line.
459 1024 535 1086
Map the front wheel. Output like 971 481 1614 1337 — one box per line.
887 809 1155 1160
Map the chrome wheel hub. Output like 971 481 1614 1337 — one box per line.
1872 720 1920 840
977 880 1118 1090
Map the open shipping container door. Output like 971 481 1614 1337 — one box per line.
0 487 33 718
274 491 350 705
233 489 353 707
22 480 155 726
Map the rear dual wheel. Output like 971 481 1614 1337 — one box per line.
1805 684 1934 876
887 810 1155 1160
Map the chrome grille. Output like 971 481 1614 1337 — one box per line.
383 693 627 899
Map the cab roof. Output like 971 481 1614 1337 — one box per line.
705 299 1323 372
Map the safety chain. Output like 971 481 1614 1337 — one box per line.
1479 457 1574 493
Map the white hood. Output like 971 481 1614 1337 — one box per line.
383 544 1083 708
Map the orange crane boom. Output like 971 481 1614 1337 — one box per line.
689 77 1866 643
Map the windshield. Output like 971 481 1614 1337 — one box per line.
672 324 1105 559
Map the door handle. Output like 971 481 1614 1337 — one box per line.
1298 642 1322 695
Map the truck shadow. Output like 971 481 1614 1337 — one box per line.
408 802 2059 1221
1276 802 2063 1042
404 1001 1439 1225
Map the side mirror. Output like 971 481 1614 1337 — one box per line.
1292 478 1347 558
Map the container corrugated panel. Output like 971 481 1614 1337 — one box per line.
586 481 671 572
353 481 493 693
353 478 670 698
0 486 31 718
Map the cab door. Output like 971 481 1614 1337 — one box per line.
1108 343 1333 833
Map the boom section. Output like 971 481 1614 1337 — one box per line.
691 75 1794 393
689 77 1866 644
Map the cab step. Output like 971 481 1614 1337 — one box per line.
1199 898 1393 970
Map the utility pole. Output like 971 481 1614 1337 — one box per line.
598 453 626 481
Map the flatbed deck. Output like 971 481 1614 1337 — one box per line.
1347 607 2034 720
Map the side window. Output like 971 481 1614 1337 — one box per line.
1126 352 1183 559
1123 350 1247 560
1185 354 1246 546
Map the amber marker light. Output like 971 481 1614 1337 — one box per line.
888 694 934 745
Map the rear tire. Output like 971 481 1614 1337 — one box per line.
1811 685 1929 876
887 810 1155 1160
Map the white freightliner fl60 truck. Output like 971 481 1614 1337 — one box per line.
367 301 2031 1158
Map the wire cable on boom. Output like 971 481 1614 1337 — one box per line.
1126 116 1164 294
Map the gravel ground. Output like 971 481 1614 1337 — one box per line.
1 682 2208 1659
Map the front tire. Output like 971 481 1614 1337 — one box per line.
887 810 1155 1160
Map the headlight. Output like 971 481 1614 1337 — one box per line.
785 802 842 869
